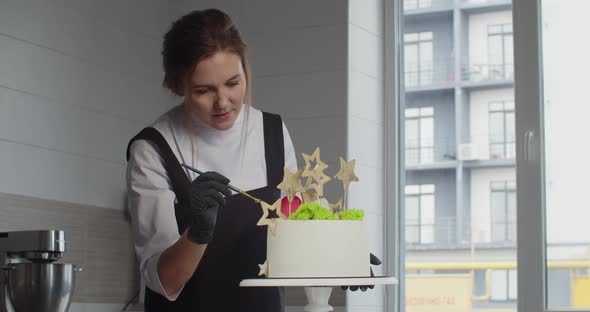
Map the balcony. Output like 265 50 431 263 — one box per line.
404 60 456 92
406 217 458 247
405 137 457 170
461 63 514 88
491 221 516 243
461 0 510 4
404 0 453 14
406 217 517 249
458 137 516 168
460 0 512 13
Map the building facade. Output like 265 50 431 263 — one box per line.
402 0 582 310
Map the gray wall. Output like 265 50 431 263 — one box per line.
1 0 389 310
0 1 174 311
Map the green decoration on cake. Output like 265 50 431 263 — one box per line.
338 209 364 221
288 203 338 220
288 203 364 221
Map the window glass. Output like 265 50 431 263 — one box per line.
402 2 516 311
541 0 590 309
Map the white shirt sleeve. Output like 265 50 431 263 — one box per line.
126 140 185 301
282 120 298 173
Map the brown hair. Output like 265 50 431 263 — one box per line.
162 8 251 106
163 9 252 166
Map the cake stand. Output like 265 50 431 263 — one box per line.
240 276 398 312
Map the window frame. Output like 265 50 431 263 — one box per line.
405 184 436 244
489 101 516 159
487 23 514 80
386 1 559 312
490 269 518 302
513 0 548 312
384 0 403 311
403 31 434 88
490 180 517 243
404 0 433 10
405 107 435 164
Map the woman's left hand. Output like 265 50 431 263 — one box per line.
342 253 382 291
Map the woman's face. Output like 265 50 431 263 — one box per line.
182 50 246 130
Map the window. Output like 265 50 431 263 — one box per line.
389 0 590 311
489 101 515 159
404 32 433 88
405 107 434 165
405 184 435 244
490 181 516 242
488 23 513 80
404 0 433 10
537 1 590 310
392 1 518 312
491 269 518 301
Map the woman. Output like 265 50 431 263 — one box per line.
126 9 297 311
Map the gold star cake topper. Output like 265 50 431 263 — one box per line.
301 190 318 204
258 260 269 277
276 168 305 202
255 147 360 235
301 147 331 197
334 157 359 210
328 198 343 212
256 198 285 236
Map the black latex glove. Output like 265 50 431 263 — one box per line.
186 171 231 244
342 253 382 291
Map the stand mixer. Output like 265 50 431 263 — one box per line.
0 230 78 312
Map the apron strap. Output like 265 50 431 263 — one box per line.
262 112 285 187
126 127 192 234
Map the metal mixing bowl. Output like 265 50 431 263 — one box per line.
7 263 76 312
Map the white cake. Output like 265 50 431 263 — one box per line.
266 219 370 278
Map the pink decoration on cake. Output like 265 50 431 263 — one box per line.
281 195 302 217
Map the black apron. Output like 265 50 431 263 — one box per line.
126 112 286 312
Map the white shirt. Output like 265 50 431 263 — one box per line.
126 104 297 300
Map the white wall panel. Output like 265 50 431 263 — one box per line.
348 164 384 216
0 87 143 164
348 25 384 80
347 1 387 310
0 35 171 123
348 117 384 169
0 139 87 205
348 70 384 125
85 160 127 211
0 1 162 82
365 212 385 267
349 0 384 37
0 139 128 209
0 0 172 212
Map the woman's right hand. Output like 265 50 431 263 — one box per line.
187 171 231 244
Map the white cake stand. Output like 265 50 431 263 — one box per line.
240 277 398 312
